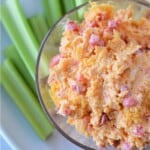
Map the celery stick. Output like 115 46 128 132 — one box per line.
42 0 52 27
42 0 63 27
61 0 75 13
28 14 49 43
0 59 54 140
74 0 88 21
3 45 36 94
0 0 39 79
74 0 88 6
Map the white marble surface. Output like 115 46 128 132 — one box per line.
0 0 82 149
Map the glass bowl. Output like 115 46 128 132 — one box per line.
36 0 150 149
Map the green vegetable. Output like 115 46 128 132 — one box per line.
28 14 49 43
74 0 88 6
42 0 63 27
42 0 51 26
74 0 88 20
61 0 75 13
0 0 39 80
0 59 54 140
3 45 36 94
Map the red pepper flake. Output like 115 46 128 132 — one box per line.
50 54 61 68
66 21 79 32
123 96 137 108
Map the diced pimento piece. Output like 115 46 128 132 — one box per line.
72 83 87 95
71 74 88 94
133 125 145 137
108 20 117 29
50 54 61 68
121 142 132 150
89 34 105 46
99 113 109 126
89 34 100 45
66 21 79 32
123 96 137 108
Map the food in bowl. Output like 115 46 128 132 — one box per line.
48 2 150 149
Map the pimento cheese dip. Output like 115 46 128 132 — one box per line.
48 2 150 150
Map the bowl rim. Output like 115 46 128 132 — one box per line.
35 0 150 150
